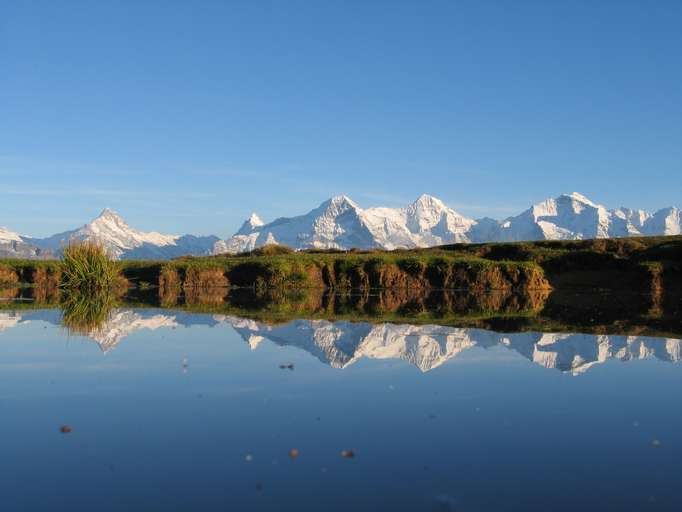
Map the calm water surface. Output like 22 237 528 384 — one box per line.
0 308 680 511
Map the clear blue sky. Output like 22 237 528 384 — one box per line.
2 0 681 238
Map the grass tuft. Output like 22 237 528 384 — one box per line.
60 241 119 292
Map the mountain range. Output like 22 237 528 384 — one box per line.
2 310 680 374
0 208 218 259
1 192 680 259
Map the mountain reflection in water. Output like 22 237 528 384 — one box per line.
1 287 681 512
2 307 679 375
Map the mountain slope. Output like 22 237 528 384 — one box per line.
214 194 477 254
1 193 680 259
29 209 218 259
490 193 681 242
214 192 682 253
0 226 52 258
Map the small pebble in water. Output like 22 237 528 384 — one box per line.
289 448 299 459
60 425 72 434
340 450 355 458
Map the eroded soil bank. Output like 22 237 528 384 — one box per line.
1 236 680 298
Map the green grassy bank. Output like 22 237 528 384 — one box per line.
1 235 680 293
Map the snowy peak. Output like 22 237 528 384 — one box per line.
1 191 680 259
97 207 122 220
247 213 264 228
236 213 265 235
0 226 23 244
88 208 132 235
212 192 681 254
561 192 601 208
213 194 478 254
645 207 681 236
15 209 216 260
405 194 449 230
79 208 178 255
412 193 447 209
316 195 360 215
405 194 473 237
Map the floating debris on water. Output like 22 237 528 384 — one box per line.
279 363 295 370
60 425 72 434
340 450 355 458
288 448 299 458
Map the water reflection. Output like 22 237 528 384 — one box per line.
2 307 680 375
223 317 682 374
1 287 681 511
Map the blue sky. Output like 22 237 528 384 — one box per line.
2 0 681 237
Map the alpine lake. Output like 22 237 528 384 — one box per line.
1 285 680 511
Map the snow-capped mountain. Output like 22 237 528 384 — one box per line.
0 227 22 244
214 194 477 254
26 209 219 259
213 192 681 253
479 192 681 242
0 226 51 258
1 193 680 259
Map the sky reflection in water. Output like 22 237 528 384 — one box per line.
0 308 680 511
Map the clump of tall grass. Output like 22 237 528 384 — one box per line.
60 241 119 292
60 289 116 336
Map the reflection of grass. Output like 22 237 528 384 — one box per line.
61 291 116 336
60 241 119 292
2 286 679 338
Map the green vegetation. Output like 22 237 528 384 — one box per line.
59 241 120 292
1 285 679 339
1 236 680 294
60 289 117 336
